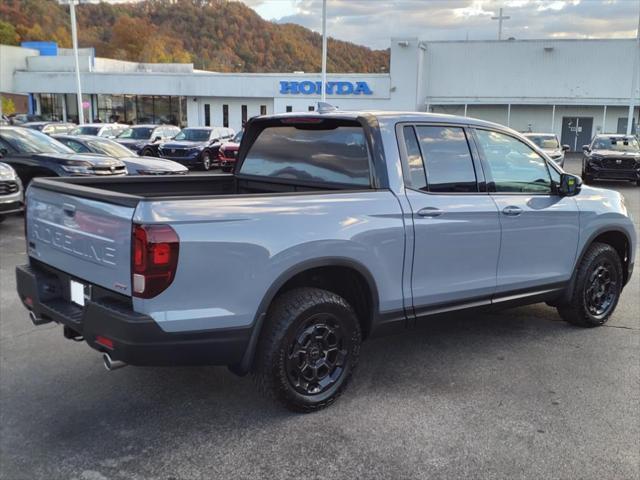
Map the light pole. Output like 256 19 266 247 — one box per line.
626 8 640 136
491 8 510 41
321 0 327 102
60 0 84 124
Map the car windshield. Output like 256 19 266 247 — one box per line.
232 131 243 143
526 135 559 149
87 138 136 158
118 127 153 139
173 129 210 141
0 128 73 154
71 126 100 136
592 136 640 152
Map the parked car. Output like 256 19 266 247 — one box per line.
0 162 23 222
69 123 128 139
9 113 44 126
523 133 570 168
0 126 126 185
16 110 635 412
53 134 188 176
158 126 235 170
215 130 243 172
582 134 640 186
115 124 180 156
22 121 76 135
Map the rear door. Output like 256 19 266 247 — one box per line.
398 124 501 313
27 185 135 295
473 128 580 294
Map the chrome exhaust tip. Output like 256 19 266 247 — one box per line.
102 353 127 371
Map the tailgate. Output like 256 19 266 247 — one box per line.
26 185 135 296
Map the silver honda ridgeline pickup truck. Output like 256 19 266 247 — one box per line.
17 111 636 412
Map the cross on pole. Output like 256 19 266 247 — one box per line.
491 8 510 41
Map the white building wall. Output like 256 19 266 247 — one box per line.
0 45 38 93
422 39 638 106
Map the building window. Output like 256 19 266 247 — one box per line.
223 104 229 127
204 104 211 126
241 105 247 125
286 106 293 112
308 106 315 111
260 105 267 115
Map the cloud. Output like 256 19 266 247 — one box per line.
240 0 639 49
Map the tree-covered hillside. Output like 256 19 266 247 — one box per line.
0 0 389 73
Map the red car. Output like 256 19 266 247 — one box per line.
216 131 243 172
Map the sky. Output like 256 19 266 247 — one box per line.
240 0 640 49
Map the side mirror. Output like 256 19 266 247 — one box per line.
562 144 570 152
582 145 590 152
559 173 582 197
154 136 162 142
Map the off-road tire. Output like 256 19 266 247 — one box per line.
253 287 361 413
557 242 623 327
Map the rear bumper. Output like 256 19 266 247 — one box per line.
15 262 251 367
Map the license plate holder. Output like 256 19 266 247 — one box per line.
70 279 86 307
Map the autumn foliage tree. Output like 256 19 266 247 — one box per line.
0 0 388 73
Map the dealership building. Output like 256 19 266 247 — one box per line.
1 37 638 151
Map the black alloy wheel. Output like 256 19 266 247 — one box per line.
584 260 618 320
285 313 349 396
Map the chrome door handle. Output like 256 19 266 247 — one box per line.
417 207 443 217
502 205 523 216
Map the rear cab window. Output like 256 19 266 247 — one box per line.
239 119 372 188
399 124 479 193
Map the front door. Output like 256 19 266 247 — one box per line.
561 117 594 152
399 124 501 313
473 128 580 294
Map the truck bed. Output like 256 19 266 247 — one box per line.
30 173 364 207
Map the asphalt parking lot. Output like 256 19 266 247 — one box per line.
1 155 638 480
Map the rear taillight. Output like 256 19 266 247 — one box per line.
132 224 179 298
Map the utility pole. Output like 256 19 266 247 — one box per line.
491 8 510 41
66 0 84 124
321 0 327 102
626 8 640 135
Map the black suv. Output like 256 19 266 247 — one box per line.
582 134 640 186
115 124 180 156
0 126 126 185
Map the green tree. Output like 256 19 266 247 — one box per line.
0 20 19 45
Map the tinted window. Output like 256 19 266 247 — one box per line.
174 129 211 141
403 126 426 190
71 126 100 136
0 128 73 154
61 139 90 153
118 127 153 139
415 126 477 193
475 129 552 193
240 125 370 186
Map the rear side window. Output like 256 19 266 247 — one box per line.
402 126 427 190
240 125 371 187
415 126 477 193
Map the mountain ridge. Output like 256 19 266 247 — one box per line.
0 0 390 73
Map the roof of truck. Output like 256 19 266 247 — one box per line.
259 109 509 131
